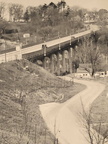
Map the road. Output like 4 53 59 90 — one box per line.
39 77 105 144
21 28 95 55
0 25 99 63
21 24 99 54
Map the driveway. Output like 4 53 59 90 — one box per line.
39 77 105 144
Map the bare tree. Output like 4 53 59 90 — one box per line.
76 34 103 76
0 2 5 19
79 102 108 144
8 3 23 22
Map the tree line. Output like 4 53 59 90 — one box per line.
0 1 108 40
0 1 108 26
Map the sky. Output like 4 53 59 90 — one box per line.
0 0 108 10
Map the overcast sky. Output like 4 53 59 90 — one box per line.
1 0 108 10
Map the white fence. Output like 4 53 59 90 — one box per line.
0 45 22 63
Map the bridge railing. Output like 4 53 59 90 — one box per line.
0 27 88 55
0 27 92 64
21 27 88 49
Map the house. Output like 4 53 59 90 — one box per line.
74 67 91 78
74 63 108 79
97 65 108 78
58 0 68 13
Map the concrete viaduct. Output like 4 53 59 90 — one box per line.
0 27 98 75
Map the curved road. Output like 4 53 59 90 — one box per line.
39 77 105 144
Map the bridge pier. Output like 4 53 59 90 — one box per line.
43 57 47 69
57 52 61 75
42 47 73 75
68 47 73 74
50 54 55 73
66 51 69 73
43 57 50 71
62 50 66 74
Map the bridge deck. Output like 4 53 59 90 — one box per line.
21 29 92 55
0 25 99 63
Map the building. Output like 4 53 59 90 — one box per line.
74 65 108 79
74 67 91 78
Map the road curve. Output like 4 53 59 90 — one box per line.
39 77 105 144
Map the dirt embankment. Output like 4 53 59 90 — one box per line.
0 59 86 144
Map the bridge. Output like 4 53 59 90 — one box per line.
0 25 99 75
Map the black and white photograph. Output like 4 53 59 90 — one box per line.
0 0 108 144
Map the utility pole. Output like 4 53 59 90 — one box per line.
53 118 60 144
4 39 6 62
105 55 107 73
44 128 47 144
70 31 72 46
35 124 37 144
54 119 56 144
58 32 61 50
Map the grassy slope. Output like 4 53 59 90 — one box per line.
89 78 108 135
92 78 108 122
0 59 86 144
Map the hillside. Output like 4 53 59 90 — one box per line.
0 59 86 144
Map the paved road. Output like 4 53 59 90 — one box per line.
39 77 105 144
21 24 99 54
0 25 99 63
21 29 93 55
